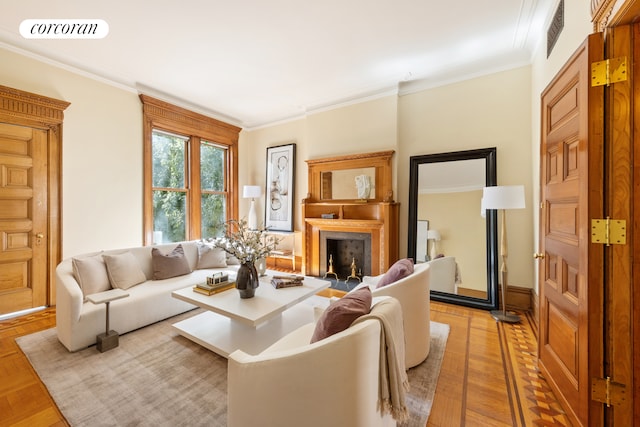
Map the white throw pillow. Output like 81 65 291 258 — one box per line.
72 254 111 298
196 243 227 269
102 251 147 290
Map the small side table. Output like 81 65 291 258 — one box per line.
87 288 129 352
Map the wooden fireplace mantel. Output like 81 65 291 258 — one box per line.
301 151 399 277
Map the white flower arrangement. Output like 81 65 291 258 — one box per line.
207 219 281 264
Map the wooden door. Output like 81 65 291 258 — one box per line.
538 33 605 426
0 123 49 315
0 85 68 316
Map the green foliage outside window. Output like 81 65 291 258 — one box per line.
152 131 227 243
201 141 226 239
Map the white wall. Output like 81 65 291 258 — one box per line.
240 96 399 231
0 47 143 257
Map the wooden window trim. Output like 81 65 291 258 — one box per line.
140 95 240 245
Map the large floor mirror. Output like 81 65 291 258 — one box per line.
407 147 498 310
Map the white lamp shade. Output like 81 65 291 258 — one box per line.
243 185 261 199
426 229 441 241
482 185 525 210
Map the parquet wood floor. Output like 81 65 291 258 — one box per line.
428 302 571 426
0 301 571 426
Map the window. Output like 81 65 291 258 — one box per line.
141 95 240 245
151 130 189 243
151 131 228 242
199 140 227 238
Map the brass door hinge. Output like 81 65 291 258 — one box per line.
592 377 627 407
591 217 627 245
591 57 628 86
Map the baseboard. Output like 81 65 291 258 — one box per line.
530 289 539 329
498 284 533 311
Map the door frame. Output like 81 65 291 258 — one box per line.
578 1 637 423
602 23 636 426
0 85 69 307
594 1 638 423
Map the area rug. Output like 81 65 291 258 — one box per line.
17 310 449 427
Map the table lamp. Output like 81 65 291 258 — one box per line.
243 185 261 230
427 229 441 260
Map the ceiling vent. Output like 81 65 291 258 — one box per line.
547 0 564 58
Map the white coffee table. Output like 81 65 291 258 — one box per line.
171 272 330 357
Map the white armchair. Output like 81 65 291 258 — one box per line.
227 319 396 427
426 256 458 294
359 261 431 368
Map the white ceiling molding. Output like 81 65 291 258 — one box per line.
0 1 556 129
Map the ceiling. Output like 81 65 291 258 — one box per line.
418 159 485 194
0 0 554 129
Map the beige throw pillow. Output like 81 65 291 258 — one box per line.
196 243 227 269
152 244 192 280
103 251 147 289
72 254 111 297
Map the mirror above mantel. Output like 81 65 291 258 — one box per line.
321 167 377 200
305 150 394 202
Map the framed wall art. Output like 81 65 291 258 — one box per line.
265 143 295 231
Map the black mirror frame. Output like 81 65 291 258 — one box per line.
407 147 498 310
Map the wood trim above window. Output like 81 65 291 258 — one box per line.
140 94 241 245
139 95 241 144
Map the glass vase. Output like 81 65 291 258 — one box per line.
255 257 267 276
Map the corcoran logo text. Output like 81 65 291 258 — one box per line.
20 19 109 39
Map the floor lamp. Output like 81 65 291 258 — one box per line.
482 185 525 323
243 185 261 230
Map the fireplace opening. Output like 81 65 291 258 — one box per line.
320 231 372 280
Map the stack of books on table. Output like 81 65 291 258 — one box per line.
193 277 235 296
271 275 304 289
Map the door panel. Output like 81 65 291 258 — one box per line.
0 122 48 315
538 33 604 426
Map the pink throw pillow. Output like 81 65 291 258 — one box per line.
376 258 414 288
310 287 372 343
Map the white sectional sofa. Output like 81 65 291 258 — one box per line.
56 241 235 352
